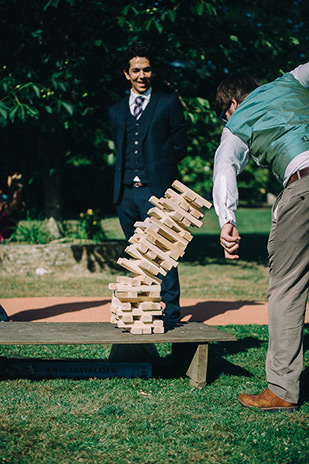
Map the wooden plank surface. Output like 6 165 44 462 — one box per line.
0 321 237 345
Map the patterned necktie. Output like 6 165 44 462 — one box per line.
133 96 145 120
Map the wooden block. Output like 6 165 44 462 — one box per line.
117 258 162 285
125 245 166 276
138 302 162 310
165 188 191 211
153 327 165 334
121 314 134 323
147 291 161 298
141 314 153 323
111 297 131 310
132 308 163 316
130 327 143 335
148 208 193 241
147 217 188 249
143 233 180 261
172 180 212 209
148 206 187 234
153 319 164 327
142 327 152 334
111 284 161 293
189 208 204 220
170 213 191 228
115 291 138 299
115 294 162 303
138 238 179 269
116 276 142 286
158 197 203 227
144 228 185 257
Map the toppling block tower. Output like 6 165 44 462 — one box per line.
109 180 212 334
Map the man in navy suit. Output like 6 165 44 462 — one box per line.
109 43 187 323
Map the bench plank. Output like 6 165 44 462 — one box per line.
0 321 236 345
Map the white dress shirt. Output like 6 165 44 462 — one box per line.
129 87 152 115
213 63 309 228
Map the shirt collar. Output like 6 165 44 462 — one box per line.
129 87 152 107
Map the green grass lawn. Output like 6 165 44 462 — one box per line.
0 207 271 300
1 208 308 463
0 325 308 464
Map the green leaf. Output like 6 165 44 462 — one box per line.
154 21 163 34
290 37 300 45
0 107 7 119
44 0 60 11
196 2 205 15
9 106 19 122
32 84 41 98
60 101 74 116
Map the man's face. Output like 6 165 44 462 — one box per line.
123 56 153 94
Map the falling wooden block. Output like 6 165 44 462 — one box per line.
137 238 179 269
117 258 162 285
157 196 203 228
125 244 167 276
110 180 212 335
148 207 193 241
172 180 212 210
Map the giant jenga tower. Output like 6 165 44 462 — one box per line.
109 180 211 334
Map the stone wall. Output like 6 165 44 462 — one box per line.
0 241 126 275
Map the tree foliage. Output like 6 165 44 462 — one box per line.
0 0 308 217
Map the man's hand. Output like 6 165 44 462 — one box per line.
220 223 241 260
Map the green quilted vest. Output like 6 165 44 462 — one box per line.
226 73 309 182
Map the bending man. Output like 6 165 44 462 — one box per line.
213 62 309 411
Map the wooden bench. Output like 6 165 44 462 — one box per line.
0 321 236 388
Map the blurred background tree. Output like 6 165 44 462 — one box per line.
0 0 308 225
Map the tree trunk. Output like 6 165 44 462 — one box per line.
37 132 64 237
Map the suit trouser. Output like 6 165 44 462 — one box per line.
266 176 309 403
116 185 181 322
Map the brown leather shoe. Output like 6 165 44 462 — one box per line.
238 387 298 412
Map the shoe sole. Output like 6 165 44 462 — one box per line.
238 397 299 412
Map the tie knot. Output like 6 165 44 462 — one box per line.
135 96 145 105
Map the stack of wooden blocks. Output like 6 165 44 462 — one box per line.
109 180 212 334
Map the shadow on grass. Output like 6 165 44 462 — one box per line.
156 335 263 383
183 233 269 264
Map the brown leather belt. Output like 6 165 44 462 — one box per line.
287 167 309 186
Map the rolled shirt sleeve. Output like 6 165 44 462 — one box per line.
213 127 250 227
290 62 309 89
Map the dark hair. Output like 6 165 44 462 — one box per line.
215 74 261 117
123 43 153 72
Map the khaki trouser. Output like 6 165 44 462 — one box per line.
266 176 309 403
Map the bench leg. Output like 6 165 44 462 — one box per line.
172 343 208 388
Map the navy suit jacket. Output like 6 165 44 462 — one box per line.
109 92 187 204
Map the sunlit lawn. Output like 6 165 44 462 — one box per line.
1 208 308 463
0 207 271 300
